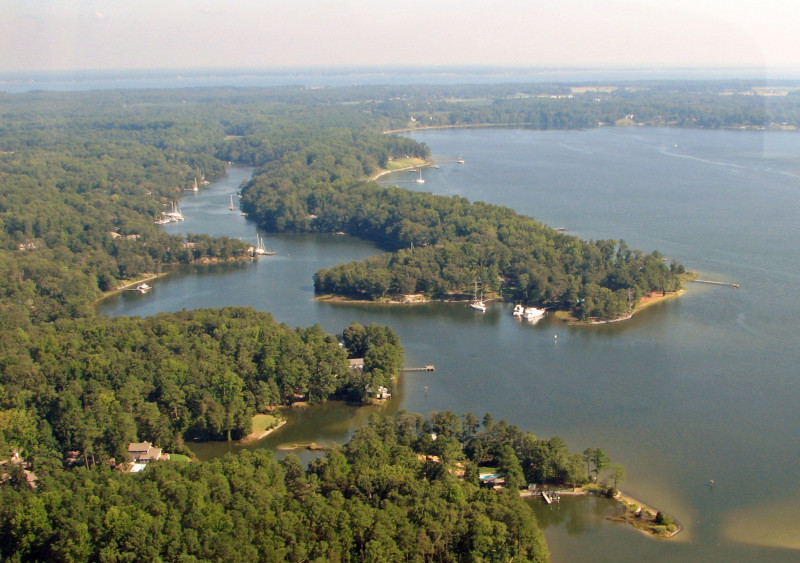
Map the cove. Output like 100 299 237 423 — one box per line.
99 127 800 562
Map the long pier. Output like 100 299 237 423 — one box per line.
400 365 435 372
690 279 740 288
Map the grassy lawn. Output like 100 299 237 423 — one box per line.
252 413 279 434
386 157 426 171
168 453 190 463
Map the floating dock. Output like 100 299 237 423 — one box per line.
400 365 435 372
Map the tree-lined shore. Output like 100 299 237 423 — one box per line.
1 80 771 559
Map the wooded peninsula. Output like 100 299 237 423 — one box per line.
2 80 796 560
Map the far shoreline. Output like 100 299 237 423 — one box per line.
93 255 256 305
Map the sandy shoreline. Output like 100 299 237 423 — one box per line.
370 159 433 181
239 419 287 444
317 288 688 325
527 487 682 539
92 272 170 305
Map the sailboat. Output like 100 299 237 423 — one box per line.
415 169 425 183
229 195 236 211
469 282 486 312
161 201 184 222
252 235 276 256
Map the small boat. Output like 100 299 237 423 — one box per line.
512 304 524 317
415 169 425 183
229 195 236 211
136 283 151 294
523 307 545 319
470 299 486 313
470 283 486 312
457 156 465 164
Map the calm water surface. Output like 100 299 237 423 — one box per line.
99 128 800 562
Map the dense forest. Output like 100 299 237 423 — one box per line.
1 307 403 467
297 182 685 320
2 80 798 560
1 412 557 562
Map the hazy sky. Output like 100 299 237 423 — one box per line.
2 0 798 72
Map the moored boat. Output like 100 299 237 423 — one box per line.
522 306 545 319
470 299 486 312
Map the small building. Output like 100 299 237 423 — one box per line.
349 358 364 370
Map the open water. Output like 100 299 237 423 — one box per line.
99 127 800 562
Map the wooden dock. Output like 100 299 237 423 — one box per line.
540 491 560 504
690 279 740 288
400 365 435 372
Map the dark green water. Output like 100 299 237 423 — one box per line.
99 128 800 561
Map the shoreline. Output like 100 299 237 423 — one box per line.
610 489 683 538
317 287 689 325
370 158 433 182
238 419 287 444
93 255 256 305
555 288 687 325
529 486 682 539
92 272 170 305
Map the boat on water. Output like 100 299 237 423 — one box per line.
512 304 524 317
229 195 236 211
457 156 465 164
470 282 486 312
136 283 151 294
251 235 276 256
415 169 425 183
159 201 184 223
522 307 545 319
470 299 486 312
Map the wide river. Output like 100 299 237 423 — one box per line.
99 126 800 562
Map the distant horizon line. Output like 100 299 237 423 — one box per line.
2 64 799 77
2 65 799 95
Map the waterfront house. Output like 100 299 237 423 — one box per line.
127 442 162 464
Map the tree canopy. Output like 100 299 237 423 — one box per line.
1 412 553 562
